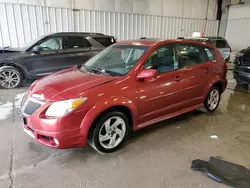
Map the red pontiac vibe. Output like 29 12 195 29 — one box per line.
20 39 227 153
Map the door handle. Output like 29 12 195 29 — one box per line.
205 68 211 73
174 75 182 82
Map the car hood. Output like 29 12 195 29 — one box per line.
0 47 22 61
28 67 117 101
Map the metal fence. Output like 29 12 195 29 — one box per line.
0 2 219 48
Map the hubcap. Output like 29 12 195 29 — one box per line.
0 70 20 89
99 116 126 149
207 89 220 110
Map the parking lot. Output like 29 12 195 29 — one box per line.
0 70 249 188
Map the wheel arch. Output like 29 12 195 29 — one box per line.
87 105 133 138
212 81 224 94
203 75 224 97
80 98 137 140
0 61 26 79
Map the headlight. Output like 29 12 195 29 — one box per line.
45 98 87 118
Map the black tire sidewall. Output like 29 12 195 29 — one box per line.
91 111 129 153
204 86 221 113
0 67 23 89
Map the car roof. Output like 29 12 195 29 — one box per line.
117 39 165 46
48 32 114 37
116 38 215 48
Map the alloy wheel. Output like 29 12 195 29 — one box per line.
207 89 220 111
0 70 20 89
98 116 126 149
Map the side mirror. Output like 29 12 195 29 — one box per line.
32 46 41 53
137 69 157 80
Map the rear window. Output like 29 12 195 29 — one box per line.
65 36 92 49
211 39 227 48
93 37 116 47
204 47 215 61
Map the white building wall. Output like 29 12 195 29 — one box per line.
0 1 219 48
0 0 217 19
225 3 250 50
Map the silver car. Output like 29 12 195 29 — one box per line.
209 37 231 62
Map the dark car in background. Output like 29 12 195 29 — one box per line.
0 32 116 89
233 47 250 85
178 36 231 62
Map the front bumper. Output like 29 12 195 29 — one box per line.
22 121 85 149
19 96 88 149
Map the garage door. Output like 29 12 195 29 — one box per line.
225 3 250 51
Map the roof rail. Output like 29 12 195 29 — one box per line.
177 37 184 39
140 37 147 39
82 32 105 35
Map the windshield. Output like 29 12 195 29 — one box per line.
83 45 148 76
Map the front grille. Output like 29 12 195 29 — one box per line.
24 101 41 116
21 97 43 116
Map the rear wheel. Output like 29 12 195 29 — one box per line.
204 86 221 112
0 67 23 89
89 111 129 153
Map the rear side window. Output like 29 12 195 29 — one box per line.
176 44 206 68
65 36 91 49
204 47 215 61
93 37 116 47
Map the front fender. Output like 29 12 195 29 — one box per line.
80 97 138 138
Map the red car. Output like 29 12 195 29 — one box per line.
20 39 227 153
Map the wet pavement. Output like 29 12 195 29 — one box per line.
0 70 250 188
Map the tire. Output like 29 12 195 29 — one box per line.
0 66 23 89
89 111 129 153
204 86 221 113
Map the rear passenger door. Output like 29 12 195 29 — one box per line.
176 43 215 107
63 36 97 68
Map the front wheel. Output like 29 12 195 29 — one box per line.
89 111 129 153
204 87 221 112
0 67 23 89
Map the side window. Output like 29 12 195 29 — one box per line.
92 37 116 47
177 44 206 68
65 37 91 49
204 47 215 61
38 37 62 51
144 45 178 73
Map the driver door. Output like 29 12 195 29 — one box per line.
23 37 67 78
136 44 186 125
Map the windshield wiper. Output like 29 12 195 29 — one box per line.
80 65 94 73
89 67 110 76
